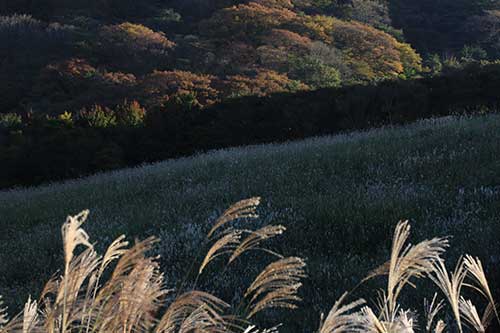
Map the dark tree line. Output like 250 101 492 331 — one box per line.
1 62 500 189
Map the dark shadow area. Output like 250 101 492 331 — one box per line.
1 62 500 189
387 0 493 54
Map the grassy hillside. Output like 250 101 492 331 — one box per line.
1 114 500 330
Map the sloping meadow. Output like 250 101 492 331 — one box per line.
0 114 499 331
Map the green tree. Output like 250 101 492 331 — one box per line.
289 56 341 88
425 54 443 75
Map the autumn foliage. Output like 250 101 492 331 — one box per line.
0 0 426 114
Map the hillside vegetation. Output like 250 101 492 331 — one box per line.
2 0 500 188
2 0 500 115
1 114 499 331
2 63 500 189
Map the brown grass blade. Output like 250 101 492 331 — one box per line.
100 236 159 291
123 260 166 332
61 210 92 267
481 302 497 331
352 307 417 333
55 248 100 306
459 297 486 332
199 229 242 274
318 292 366 333
59 210 94 331
229 225 286 264
177 305 229 333
0 296 9 328
365 220 448 320
463 255 500 326
424 293 444 333
22 296 39 333
244 257 306 319
207 198 261 238
155 291 228 333
354 306 388 333
92 238 166 333
99 234 129 274
429 258 467 333
396 310 415 333
434 320 446 333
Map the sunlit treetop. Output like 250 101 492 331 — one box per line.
96 22 176 73
199 2 297 40
294 15 422 80
99 23 175 54
253 0 295 9
260 29 313 51
139 70 221 107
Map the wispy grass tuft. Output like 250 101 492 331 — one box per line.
0 198 305 333
316 218 498 333
0 197 498 333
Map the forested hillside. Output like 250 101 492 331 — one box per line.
2 0 500 188
2 0 500 114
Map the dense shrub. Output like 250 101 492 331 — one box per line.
77 105 117 128
389 0 499 54
260 29 313 51
115 100 146 126
466 10 500 58
198 2 422 83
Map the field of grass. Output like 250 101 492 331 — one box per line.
1 114 500 331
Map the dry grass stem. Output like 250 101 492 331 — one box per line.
318 292 366 333
207 198 261 238
424 294 443 333
433 320 445 333
199 229 242 274
428 258 467 333
463 255 500 326
365 220 448 321
229 225 286 264
244 257 306 318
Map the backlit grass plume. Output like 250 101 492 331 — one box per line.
244 257 306 319
0 198 305 333
0 199 498 333
365 220 448 322
317 220 498 333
